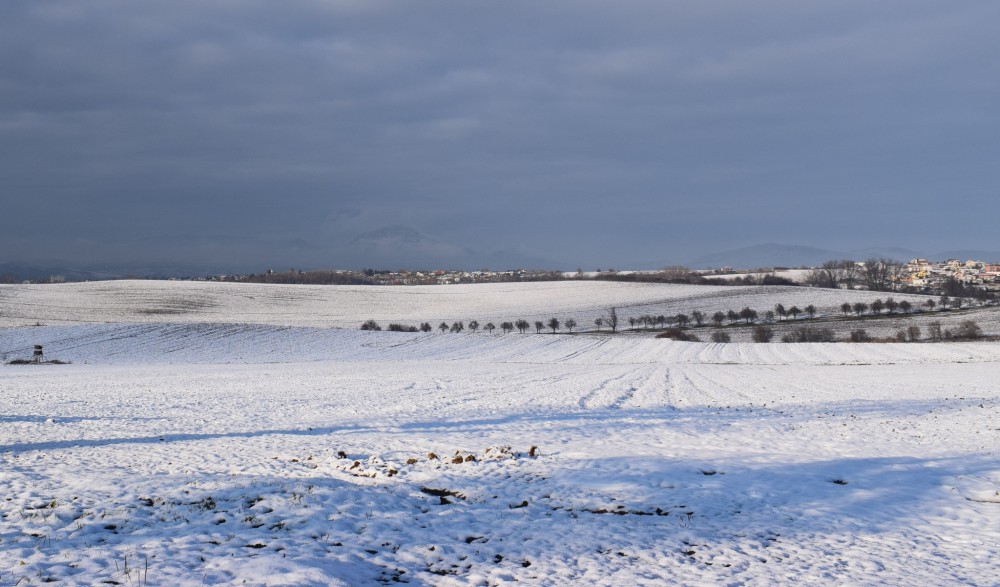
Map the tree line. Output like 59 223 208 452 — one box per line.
361 317 581 334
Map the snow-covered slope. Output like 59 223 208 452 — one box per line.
1 283 999 585
0 279 946 329
3 323 1000 367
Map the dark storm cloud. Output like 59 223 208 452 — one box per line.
2 1 999 269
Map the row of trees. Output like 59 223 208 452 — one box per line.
627 293 983 333
719 320 985 344
361 308 625 335
838 294 980 317
361 318 580 334
803 258 902 291
360 293 977 335
628 305 815 330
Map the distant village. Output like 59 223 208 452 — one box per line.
901 258 1000 290
20 258 1000 295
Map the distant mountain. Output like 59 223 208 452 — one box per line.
934 250 1000 263
345 225 566 270
685 244 845 269
350 225 428 247
846 247 922 262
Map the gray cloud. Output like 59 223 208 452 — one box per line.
2 1 999 270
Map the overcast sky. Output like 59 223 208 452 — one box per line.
2 1 998 270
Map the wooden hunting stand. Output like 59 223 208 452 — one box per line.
32 345 44 364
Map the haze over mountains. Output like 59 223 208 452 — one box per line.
5 226 1000 281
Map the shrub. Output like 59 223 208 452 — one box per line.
711 331 731 343
953 320 983 340
656 328 699 341
388 323 418 332
782 327 836 343
849 329 872 342
907 325 921 342
751 325 774 342
360 319 381 331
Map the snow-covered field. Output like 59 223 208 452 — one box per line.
0 280 732 329
2 281 999 585
0 279 949 330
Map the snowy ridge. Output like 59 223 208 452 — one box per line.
4 323 1000 366
0 279 944 329
2 283 999 585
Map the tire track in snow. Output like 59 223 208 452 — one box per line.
578 370 643 409
554 337 610 363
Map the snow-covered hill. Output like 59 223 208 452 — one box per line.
1 282 998 585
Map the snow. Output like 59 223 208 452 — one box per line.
2 282 999 585
0 279 948 330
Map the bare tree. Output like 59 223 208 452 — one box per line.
826 259 852 288
534 321 544 333
862 258 903 292
870 299 883 315
548 317 560 334
884 297 898 314
691 310 705 327
787 306 801 320
739 307 758 324
805 259 848 288
468 320 479 333
450 321 464 333
606 307 619 333
852 302 868 316
711 311 726 327
565 318 577 333
515 319 529 334
501 321 514 334
840 260 860 290
805 304 817 319
727 309 739 324
841 302 852 316
899 300 912 314
774 303 787 321
438 322 449 333
594 317 604 331
420 322 433 332
484 322 496 334
924 299 936 312
675 313 690 328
